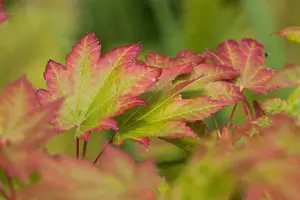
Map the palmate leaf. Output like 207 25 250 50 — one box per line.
0 76 62 148
204 38 300 94
18 145 163 200
36 33 161 140
205 38 274 94
113 52 243 148
0 0 8 24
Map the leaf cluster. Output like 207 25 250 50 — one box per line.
1 8 300 199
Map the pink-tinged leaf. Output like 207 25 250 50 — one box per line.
205 38 274 94
0 76 63 148
19 145 163 200
160 96 228 122
114 50 238 149
191 63 239 81
145 51 204 69
267 64 300 90
245 185 265 200
114 120 197 149
176 64 242 101
202 81 245 102
0 0 8 24
37 33 161 140
176 49 199 58
0 147 37 181
273 26 300 43
155 64 193 89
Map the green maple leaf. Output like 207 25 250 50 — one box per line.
113 51 243 148
36 33 161 140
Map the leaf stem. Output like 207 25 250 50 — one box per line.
76 137 79 160
212 114 221 138
93 133 116 165
81 140 88 159
241 99 254 121
0 180 9 200
202 122 211 133
227 103 238 128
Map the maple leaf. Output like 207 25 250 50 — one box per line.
0 76 63 148
261 98 289 116
36 33 161 140
0 147 38 181
145 50 204 69
113 53 242 149
267 64 300 90
205 38 274 94
0 0 8 24
18 145 163 200
273 26 300 43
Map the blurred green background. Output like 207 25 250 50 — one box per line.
1 0 300 180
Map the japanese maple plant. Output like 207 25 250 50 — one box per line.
2 4 300 200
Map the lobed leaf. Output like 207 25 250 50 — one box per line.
36 33 161 140
113 52 243 149
205 38 274 94
0 76 62 148
19 145 163 200
145 50 204 69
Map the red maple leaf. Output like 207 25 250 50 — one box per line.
205 38 274 94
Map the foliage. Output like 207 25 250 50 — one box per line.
2 5 300 199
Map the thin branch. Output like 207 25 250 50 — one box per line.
227 103 238 128
212 114 221 138
76 137 79 160
81 140 88 159
93 133 116 165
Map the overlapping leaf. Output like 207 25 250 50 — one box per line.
267 64 300 90
36 33 161 140
145 50 204 69
18 145 163 200
205 38 274 94
165 114 300 200
0 147 37 181
113 52 243 148
0 76 62 148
